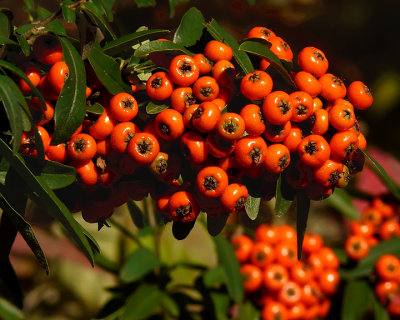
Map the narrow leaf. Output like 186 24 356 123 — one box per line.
207 213 229 236
61 0 76 23
205 19 254 74
296 190 310 260
96 0 114 22
14 33 30 56
172 220 195 240
210 292 230 320
127 199 145 229
239 301 260 320
145 101 169 114
239 39 295 86
134 40 193 58
82 2 116 41
120 247 161 282
0 12 10 39
244 194 261 220
274 174 294 217
103 29 170 56
213 235 244 303
0 138 95 265
0 195 49 274
122 284 164 320
52 37 86 145
0 37 17 45
341 280 370 320
0 60 46 109
371 290 390 320
0 297 24 320
86 102 105 115
88 46 132 95
203 266 225 288
161 294 180 318
323 188 360 220
173 7 205 47
359 148 400 201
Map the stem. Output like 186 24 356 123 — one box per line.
108 217 142 247
22 0 88 39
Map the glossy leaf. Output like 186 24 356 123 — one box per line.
205 19 254 75
340 237 400 280
82 2 116 41
134 40 193 58
127 199 145 229
207 213 229 236
0 195 48 274
323 188 359 220
23 158 76 190
274 174 294 217
0 297 24 320
173 7 205 47
14 33 29 56
245 194 261 220
341 280 370 320
0 12 10 38
86 102 105 115
145 101 169 115
296 190 310 260
120 247 161 282
371 290 390 320
95 0 115 22
122 284 164 320
359 148 400 201
172 220 196 240
0 76 24 153
203 266 225 288
61 0 76 23
239 39 295 86
0 138 95 265
52 37 86 145
103 29 169 56
88 46 132 95
213 235 244 303
0 60 46 109
36 7 66 36
239 301 260 320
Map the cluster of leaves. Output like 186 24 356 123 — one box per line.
1 1 400 319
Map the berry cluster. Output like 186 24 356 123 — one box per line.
344 196 399 260
374 254 400 316
14 24 372 227
232 224 340 320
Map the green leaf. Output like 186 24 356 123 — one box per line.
95 0 115 22
0 138 95 265
296 190 310 260
359 148 400 201
86 102 105 115
0 75 32 154
340 237 400 280
323 188 360 220
204 19 254 75
14 33 30 56
103 29 169 56
207 213 229 236
136 0 156 7
173 7 205 47
341 280 370 320
239 39 294 85
274 174 294 217
203 266 225 288
94 252 119 274
0 37 17 45
145 101 169 114
239 301 260 320
23 158 76 190
61 0 76 23
120 247 161 282
88 46 132 95
127 199 145 229
0 195 48 274
122 284 164 320
52 37 86 145
371 290 390 320
161 294 180 318
213 235 244 303
244 194 261 220
0 60 46 110
172 220 196 240
82 2 116 41
0 297 24 320
134 40 193 58
210 292 230 320
0 12 11 39
36 7 66 36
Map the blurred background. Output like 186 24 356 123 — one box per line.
3 0 400 319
